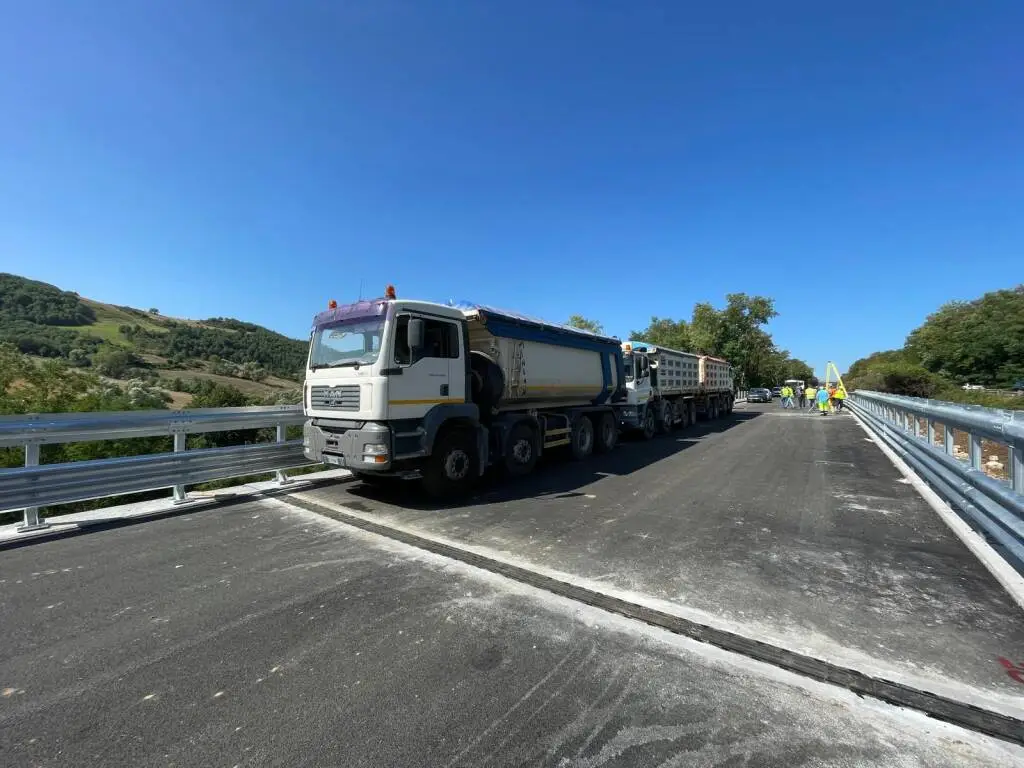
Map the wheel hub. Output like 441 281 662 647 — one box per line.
444 449 469 480
511 438 532 464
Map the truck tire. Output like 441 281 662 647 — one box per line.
641 406 656 440
503 422 538 477
655 401 672 435
422 429 478 498
470 352 505 416
677 402 689 429
569 415 594 460
592 412 617 453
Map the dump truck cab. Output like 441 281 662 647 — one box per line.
302 289 477 477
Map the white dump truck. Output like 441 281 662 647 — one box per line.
302 289 628 496
302 288 736 496
617 341 735 437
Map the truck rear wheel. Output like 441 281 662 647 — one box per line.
641 406 656 440
569 416 594 460
674 402 687 430
422 429 478 498
503 422 538 477
593 412 617 453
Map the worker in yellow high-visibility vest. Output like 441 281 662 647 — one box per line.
833 386 847 412
805 385 817 411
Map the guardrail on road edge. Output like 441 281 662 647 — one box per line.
848 390 1024 572
0 406 312 532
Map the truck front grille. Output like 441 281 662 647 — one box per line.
309 384 360 411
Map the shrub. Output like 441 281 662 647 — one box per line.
849 362 945 398
93 348 145 379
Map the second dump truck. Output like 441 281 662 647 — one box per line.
302 289 735 496
618 341 735 437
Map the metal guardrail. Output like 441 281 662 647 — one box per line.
848 390 1024 571
0 406 311 532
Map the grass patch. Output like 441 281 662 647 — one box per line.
160 369 298 397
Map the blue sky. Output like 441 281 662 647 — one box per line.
2 1 1022 376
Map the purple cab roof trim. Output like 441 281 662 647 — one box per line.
312 297 388 329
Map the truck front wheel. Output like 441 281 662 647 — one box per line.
641 406 656 440
655 402 672 435
422 429 478 498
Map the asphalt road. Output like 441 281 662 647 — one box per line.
289 403 1024 721
1 497 1021 767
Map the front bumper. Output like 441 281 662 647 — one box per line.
617 406 642 429
304 420 393 471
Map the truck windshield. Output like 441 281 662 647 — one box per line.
308 317 385 370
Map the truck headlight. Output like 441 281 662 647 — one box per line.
362 442 389 464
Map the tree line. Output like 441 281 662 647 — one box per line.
844 285 1023 408
0 272 96 326
567 293 813 388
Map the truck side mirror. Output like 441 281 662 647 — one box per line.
640 357 650 378
408 318 425 359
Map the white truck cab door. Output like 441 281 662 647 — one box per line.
388 314 462 420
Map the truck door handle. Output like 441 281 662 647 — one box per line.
440 384 449 396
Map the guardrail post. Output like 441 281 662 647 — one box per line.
16 442 49 532
1012 445 1024 494
274 423 293 486
171 432 189 504
944 424 955 456
968 430 982 470
927 418 935 446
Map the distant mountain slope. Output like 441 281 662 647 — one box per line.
0 273 307 385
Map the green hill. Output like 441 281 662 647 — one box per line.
0 273 307 402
